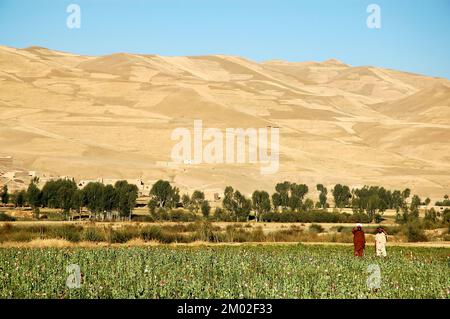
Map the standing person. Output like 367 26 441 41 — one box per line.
352 223 366 257
375 227 387 257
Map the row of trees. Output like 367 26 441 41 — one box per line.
147 180 211 218
147 180 448 223
2 177 449 224
435 195 450 206
4 179 138 220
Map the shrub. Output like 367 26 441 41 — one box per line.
270 227 305 242
335 226 344 233
109 229 134 243
374 213 383 223
0 224 35 242
249 227 265 242
443 208 450 225
151 208 199 222
82 228 106 242
0 212 15 221
258 210 373 223
50 225 82 242
3 230 34 242
309 224 324 233
347 213 371 223
150 208 169 221
169 209 199 222
201 201 211 217
107 226 139 243
194 221 221 242
223 228 251 242
140 225 190 243
132 215 155 222
403 221 428 242
140 226 162 241
212 207 232 222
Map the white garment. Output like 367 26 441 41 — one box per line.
375 232 387 257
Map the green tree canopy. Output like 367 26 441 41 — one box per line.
316 184 328 209
191 190 205 213
148 180 180 211
26 181 41 210
115 180 138 219
272 181 308 211
1 185 9 204
252 190 271 220
222 186 251 221
201 200 211 217
332 184 351 208
12 190 26 207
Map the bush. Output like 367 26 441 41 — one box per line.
309 224 324 233
132 215 155 222
157 232 178 244
82 228 106 242
0 212 15 221
374 213 383 223
201 201 211 217
335 226 344 233
212 207 232 222
2 230 34 242
140 226 162 241
107 226 139 243
403 222 428 242
109 229 134 243
259 210 370 223
443 208 450 225
150 208 199 222
223 227 251 242
346 213 371 223
50 225 82 242
140 225 190 243
169 209 199 222
249 227 265 242
194 221 221 242
270 226 304 242
0 224 34 242
150 208 168 221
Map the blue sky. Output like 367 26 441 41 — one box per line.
0 0 449 78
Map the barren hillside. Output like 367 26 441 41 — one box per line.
0 46 449 199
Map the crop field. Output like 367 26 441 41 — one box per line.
0 245 448 299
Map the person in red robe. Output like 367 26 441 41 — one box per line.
352 223 366 257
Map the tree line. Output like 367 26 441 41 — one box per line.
1 179 138 220
1 179 449 224
146 180 449 223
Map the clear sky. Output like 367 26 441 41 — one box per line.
0 0 449 78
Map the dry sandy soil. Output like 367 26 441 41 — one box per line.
0 46 449 200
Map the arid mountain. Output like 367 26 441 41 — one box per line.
0 45 449 199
